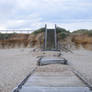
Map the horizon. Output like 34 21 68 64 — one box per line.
0 25 92 33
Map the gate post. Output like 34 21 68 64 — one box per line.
45 24 47 49
54 24 57 49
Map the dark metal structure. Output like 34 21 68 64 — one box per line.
44 24 58 50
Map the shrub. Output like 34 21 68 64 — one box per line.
73 29 89 34
59 32 69 39
73 29 92 36
56 27 70 39
0 33 15 40
32 28 45 35
87 30 92 36
56 27 70 34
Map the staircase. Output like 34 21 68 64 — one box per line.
44 24 58 50
47 29 55 49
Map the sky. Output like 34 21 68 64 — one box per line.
0 0 92 32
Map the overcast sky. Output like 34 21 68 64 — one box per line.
0 0 92 31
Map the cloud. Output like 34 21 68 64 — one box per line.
0 0 92 31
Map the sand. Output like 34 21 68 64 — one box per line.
0 48 38 92
0 48 92 92
62 49 92 85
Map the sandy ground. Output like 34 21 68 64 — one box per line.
0 48 38 92
62 49 92 85
0 48 92 92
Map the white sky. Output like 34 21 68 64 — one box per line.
0 0 92 31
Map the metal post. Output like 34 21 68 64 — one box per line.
54 24 57 49
45 24 47 49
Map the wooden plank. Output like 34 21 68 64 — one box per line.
19 64 91 92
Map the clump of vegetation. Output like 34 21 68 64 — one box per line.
73 29 92 36
72 29 89 34
56 27 70 39
86 30 92 36
59 32 68 39
56 27 70 33
0 33 16 40
32 28 45 35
